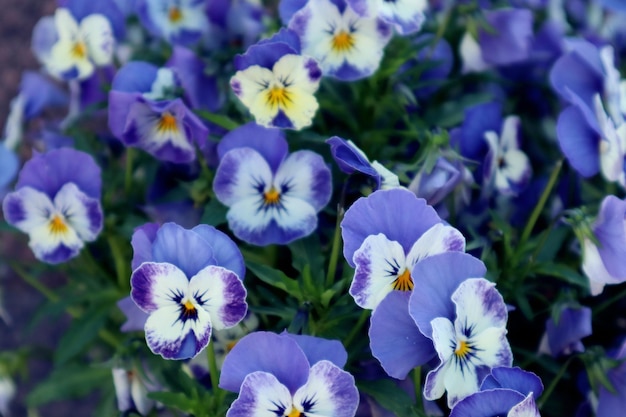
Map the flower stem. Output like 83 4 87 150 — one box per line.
125 148 134 197
412 366 423 413
537 356 574 409
207 340 224 410
107 235 130 290
344 309 370 348
325 204 344 289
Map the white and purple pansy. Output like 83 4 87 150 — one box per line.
450 367 543 417
581 195 626 296
31 8 114 81
220 331 359 417
2 148 103 264
213 123 332 246
483 115 532 196
340 188 465 311
288 0 392 81
136 0 210 45
129 222 247 360
108 61 208 163
230 29 322 130
411 276 513 408
346 0 427 35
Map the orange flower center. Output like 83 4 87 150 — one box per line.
263 187 281 206
71 41 87 59
157 112 178 133
168 7 183 23
331 31 355 53
287 407 301 417
454 340 471 358
266 86 292 109
49 215 69 235
392 268 414 291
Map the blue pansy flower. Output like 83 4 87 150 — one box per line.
2 148 103 264
220 331 359 417
539 305 592 357
213 123 332 246
130 222 247 360
347 0 427 35
136 0 210 45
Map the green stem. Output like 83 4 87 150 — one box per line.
344 309 370 348
518 160 563 252
325 205 344 289
412 367 423 414
125 148 134 196
207 340 224 410
594 285 626 316
538 356 574 409
108 235 129 290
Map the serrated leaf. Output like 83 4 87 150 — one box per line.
358 379 415 417
246 261 302 299
27 365 111 407
54 307 109 364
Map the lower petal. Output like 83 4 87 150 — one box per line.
292 360 359 417
54 182 103 241
227 371 293 417
424 360 451 401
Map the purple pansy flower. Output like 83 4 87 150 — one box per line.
450 367 543 417
213 123 332 246
117 296 149 333
32 8 114 81
220 331 359 417
596 339 626 417
341 188 465 310
136 0 210 45
58 0 126 40
539 305 592 357
112 364 160 416
205 0 266 49
326 136 400 190
2 148 103 264
108 61 209 163
230 29 322 130
410 256 513 408
288 0 392 81
129 222 247 360
346 0 427 35
581 195 626 296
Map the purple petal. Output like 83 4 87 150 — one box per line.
478 8 533 66
108 90 142 139
130 223 160 270
278 0 308 24
234 30 299 71
546 306 592 356
449 389 527 417
226 371 293 417
151 223 217 278
409 252 487 339
284 333 348 369
130 262 189 312
0 145 18 191
326 136 378 178
594 195 626 278
20 71 68 119
369 292 435 379
117 296 149 332
63 0 126 39
341 188 442 267
219 331 310 394
15 148 102 199
191 224 245 280
216 122 288 173
480 367 544 399
556 105 600 178
111 61 159 93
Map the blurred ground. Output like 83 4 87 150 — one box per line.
0 1 101 415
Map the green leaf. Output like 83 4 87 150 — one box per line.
246 260 302 299
54 307 109 364
289 234 325 289
27 364 111 407
201 198 228 226
533 263 589 290
197 111 239 130
148 391 195 413
358 379 415 417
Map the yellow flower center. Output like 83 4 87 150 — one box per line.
287 407 301 417
226 340 238 352
263 187 281 206
71 41 87 59
49 215 69 235
157 112 178 133
392 268 414 291
331 31 355 53
266 86 292 110
454 340 471 358
168 6 183 23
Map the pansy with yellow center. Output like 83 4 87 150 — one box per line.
288 0 392 81
137 0 209 45
32 8 114 80
347 0 428 35
213 123 332 246
2 148 103 264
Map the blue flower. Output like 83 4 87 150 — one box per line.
347 0 427 35
213 123 332 246
130 222 248 360
136 0 210 45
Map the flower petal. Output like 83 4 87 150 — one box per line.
508 393 540 417
274 150 331 211
130 262 189 312
405 223 465 267
54 182 103 242
79 13 114 65
226 371 293 417
452 278 508 335
292 360 359 417
449 389 527 417
284 333 348 369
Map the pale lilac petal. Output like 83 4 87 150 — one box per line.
53 182 103 242
405 223 465 267
213 148 274 207
350 233 407 310
79 13 114 65
130 262 189 312
369 292 435 379
189 265 247 330
273 150 332 211
430 317 456 363
424 360 451 401
452 278 508 335
226 371 293 417
191 224 246 280
284 333 348 368
292 360 359 417
508 393 540 417
117 296 149 332
130 223 160 270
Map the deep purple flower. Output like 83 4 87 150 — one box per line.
213 123 332 246
2 148 103 264
220 331 359 417
130 222 247 360
478 8 534 66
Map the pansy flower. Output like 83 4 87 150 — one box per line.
31 8 114 81
220 331 359 417
539 305 592 357
450 367 543 417
205 0 266 49
108 61 209 163
581 195 626 296
112 364 160 416
288 0 392 81
136 0 210 45
213 123 332 246
347 0 427 35
230 29 322 130
130 222 247 360
341 188 465 310
2 148 103 264
0 144 19 199
411 274 513 407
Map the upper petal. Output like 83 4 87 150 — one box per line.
79 13 114 65
452 278 508 336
